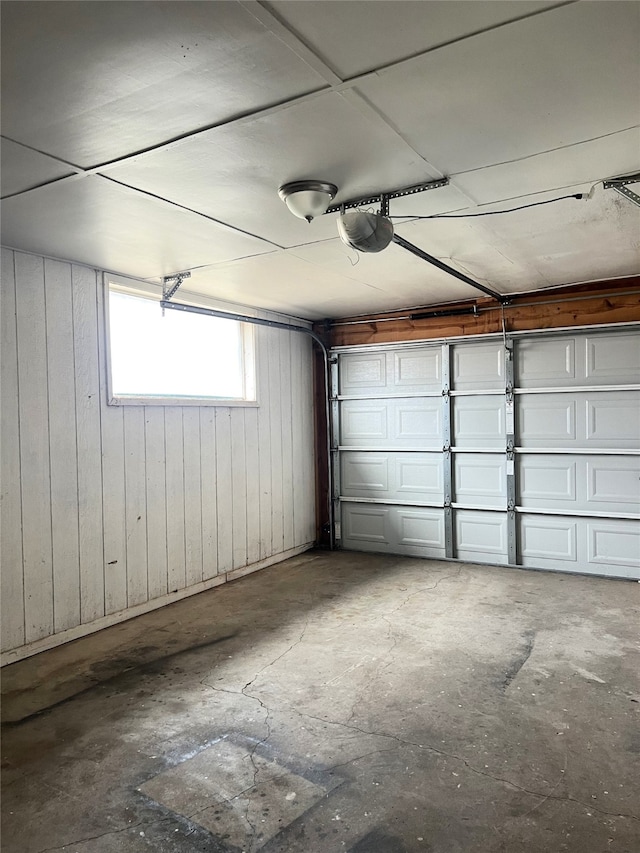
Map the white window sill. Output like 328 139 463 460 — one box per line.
108 396 259 408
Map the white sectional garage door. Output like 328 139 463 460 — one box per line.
332 328 640 579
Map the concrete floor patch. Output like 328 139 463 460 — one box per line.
139 739 326 850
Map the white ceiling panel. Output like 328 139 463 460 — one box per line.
0 176 274 279
183 251 411 320
453 128 640 205
1 139 75 197
468 189 640 288
106 92 434 247
288 236 486 308
355 2 640 175
1 1 326 167
267 0 561 79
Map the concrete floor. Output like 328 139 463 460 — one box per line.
2 551 639 853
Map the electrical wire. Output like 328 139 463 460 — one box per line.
389 192 584 220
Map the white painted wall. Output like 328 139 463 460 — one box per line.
1 248 316 663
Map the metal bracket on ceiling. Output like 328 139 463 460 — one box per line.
325 177 449 215
603 174 640 208
162 271 191 303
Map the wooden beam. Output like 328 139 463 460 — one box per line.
319 277 640 348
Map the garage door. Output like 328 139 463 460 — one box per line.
332 328 640 579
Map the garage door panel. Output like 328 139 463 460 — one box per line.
519 515 640 578
586 458 640 509
586 397 640 445
589 523 639 570
517 338 576 387
518 397 576 443
339 353 387 395
455 510 508 562
397 510 444 548
341 403 388 444
518 455 640 513
339 348 442 396
520 516 578 561
452 342 504 390
453 396 505 447
393 349 441 392
517 332 640 387
396 402 440 442
341 502 446 557
518 456 576 505
340 451 443 502
396 455 443 499
341 455 389 494
518 392 639 448
340 398 441 448
454 454 506 507
343 504 389 543
585 333 640 384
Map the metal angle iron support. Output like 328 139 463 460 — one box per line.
325 177 449 215
504 338 517 565
392 234 507 303
441 343 454 558
160 299 335 549
603 174 640 208
330 357 342 544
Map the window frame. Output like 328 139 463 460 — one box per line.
104 275 257 407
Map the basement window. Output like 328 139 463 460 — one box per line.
106 284 256 405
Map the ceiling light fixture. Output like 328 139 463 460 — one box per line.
278 180 338 222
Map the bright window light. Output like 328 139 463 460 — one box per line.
108 289 254 402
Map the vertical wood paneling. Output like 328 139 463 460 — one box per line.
145 407 168 598
15 252 53 642
281 330 295 551
1 250 25 649
231 408 248 566
124 407 148 607
199 409 218 580
183 407 203 586
164 408 186 593
245 407 260 565
215 408 233 572
256 325 272 560
97 274 128 615
72 265 104 623
268 331 284 554
44 259 80 633
2 252 316 656
100 408 127 614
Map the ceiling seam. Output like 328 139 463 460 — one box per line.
452 125 640 178
99 175 285 252
336 0 579 83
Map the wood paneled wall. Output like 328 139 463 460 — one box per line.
1 249 316 662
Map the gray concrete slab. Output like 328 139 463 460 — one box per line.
2 551 639 852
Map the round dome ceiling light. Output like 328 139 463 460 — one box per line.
278 180 338 222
